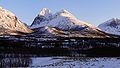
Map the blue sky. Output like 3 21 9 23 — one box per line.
0 0 120 26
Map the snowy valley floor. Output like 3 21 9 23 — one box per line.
30 57 120 68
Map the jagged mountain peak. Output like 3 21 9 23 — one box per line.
99 18 120 27
31 8 53 26
98 18 120 35
107 18 115 22
105 18 120 24
31 8 97 30
30 8 113 37
39 8 52 18
111 18 119 20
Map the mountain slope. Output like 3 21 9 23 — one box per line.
98 18 120 35
30 8 114 38
31 8 53 26
33 26 110 38
0 7 33 35
31 8 96 30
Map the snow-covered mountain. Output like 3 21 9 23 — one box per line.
98 18 120 35
0 7 33 35
31 8 53 26
30 8 113 37
31 8 96 30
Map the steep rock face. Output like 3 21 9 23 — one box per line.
98 18 120 35
0 7 33 35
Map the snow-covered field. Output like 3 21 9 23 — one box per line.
31 57 120 68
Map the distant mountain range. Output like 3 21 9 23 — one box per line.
0 7 119 37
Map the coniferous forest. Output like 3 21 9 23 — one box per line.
0 35 120 67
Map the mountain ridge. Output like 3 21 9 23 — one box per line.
30 8 96 30
0 6 33 35
30 8 113 38
98 18 120 35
